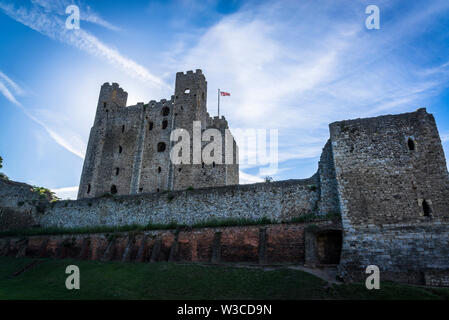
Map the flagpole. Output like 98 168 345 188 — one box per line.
218 88 220 117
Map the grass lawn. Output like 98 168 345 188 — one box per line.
0 257 447 300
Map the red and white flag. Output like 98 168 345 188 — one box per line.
220 91 231 96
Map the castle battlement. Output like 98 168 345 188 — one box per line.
78 70 239 199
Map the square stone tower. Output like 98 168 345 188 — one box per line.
77 70 239 199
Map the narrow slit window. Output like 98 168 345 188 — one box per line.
149 122 154 131
423 200 432 217
87 184 91 194
162 106 170 116
115 168 120 176
122 125 125 133
157 142 166 152
408 138 415 151
119 146 123 154
162 120 168 129
158 167 161 173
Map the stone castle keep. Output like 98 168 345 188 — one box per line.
0 71 448 287
78 69 238 199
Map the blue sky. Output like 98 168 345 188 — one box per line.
0 0 449 199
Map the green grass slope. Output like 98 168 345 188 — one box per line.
0 257 447 300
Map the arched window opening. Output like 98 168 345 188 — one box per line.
408 138 415 151
162 106 170 116
110 185 118 194
423 200 432 217
87 184 91 194
212 161 216 168
157 142 166 152
139 188 143 193
149 122 154 131
162 120 168 129
119 146 123 154
158 166 161 173
115 168 120 176
202 162 204 168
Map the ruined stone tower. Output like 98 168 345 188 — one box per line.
77 70 239 199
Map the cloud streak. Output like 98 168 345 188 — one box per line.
51 185 79 200
171 0 449 179
0 0 169 89
0 70 86 159
31 0 120 31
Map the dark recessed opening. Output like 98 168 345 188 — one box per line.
157 188 160 192
202 162 204 168
178 168 182 172
110 185 118 194
423 200 432 217
119 146 123 154
162 106 170 116
158 166 161 173
139 187 143 193
121 125 125 133
316 230 342 265
408 138 415 151
162 120 168 129
212 161 216 168
105 109 109 113
202 92 205 100
149 122 154 131
87 184 91 194
115 167 120 176
157 142 166 152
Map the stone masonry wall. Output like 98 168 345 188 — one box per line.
330 108 449 283
0 179 50 231
0 223 308 265
78 70 239 199
40 178 319 229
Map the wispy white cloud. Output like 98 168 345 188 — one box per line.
170 0 449 176
0 81 21 106
442 133 449 143
0 70 86 159
239 170 264 184
51 185 78 199
0 0 169 89
30 0 119 31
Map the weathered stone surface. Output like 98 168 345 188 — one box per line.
39 178 319 229
331 109 449 284
77 70 238 199
0 224 308 265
